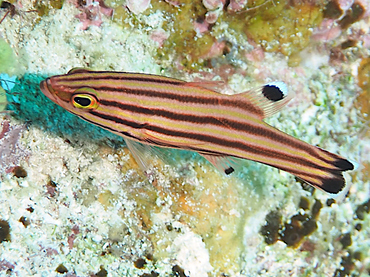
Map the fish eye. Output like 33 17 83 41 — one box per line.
72 94 98 109
71 87 99 109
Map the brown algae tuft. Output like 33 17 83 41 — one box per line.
94 266 108 277
260 210 282 245
356 57 370 120
355 198 370 220
55 263 68 274
0 220 11 243
172 264 188 277
18 216 30 228
260 197 323 248
134 258 147 269
12 165 27 178
339 232 352 249
34 0 65 17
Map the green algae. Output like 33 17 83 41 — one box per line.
242 1 323 57
151 1 210 70
356 58 370 118
0 38 19 75
0 38 18 111
0 86 6 112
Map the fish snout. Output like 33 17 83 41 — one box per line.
40 78 57 102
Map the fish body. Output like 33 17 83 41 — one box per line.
40 69 354 193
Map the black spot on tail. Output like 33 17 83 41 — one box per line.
262 85 284 101
320 174 346 194
334 158 354 171
225 167 234 175
320 158 353 193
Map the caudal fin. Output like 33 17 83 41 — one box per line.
292 151 354 194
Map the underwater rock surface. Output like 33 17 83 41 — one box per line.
0 0 369 276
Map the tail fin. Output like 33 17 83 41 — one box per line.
291 149 354 194
229 81 353 194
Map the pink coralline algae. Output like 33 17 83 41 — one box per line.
199 40 227 59
203 0 224 10
202 0 224 25
0 119 28 174
194 0 224 34
126 0 151 15
226 0 249 13
149 29 169 47
193 19 211 35
164 0 180 7
311 19 343 42
74 0 113 30
0 259 15 273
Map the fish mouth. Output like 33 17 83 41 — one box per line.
40 78 57 103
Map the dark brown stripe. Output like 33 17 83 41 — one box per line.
83 111 342 187
66 72 185 85
77 114 139 141
59 77 262 115
57 73 346 171
98 99 329 163
65 106 142 141
100 86 224 105
88 110 338 172
86 110 350 193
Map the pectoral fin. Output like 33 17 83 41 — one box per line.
124 139 166 172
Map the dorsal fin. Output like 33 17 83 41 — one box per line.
67 68 93 74
234 82 293 118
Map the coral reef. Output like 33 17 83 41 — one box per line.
0 0 369 276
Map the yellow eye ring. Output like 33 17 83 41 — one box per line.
72 88 99 109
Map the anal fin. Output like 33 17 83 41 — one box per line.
200 153 239 175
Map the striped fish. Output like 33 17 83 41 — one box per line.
40 68 354 194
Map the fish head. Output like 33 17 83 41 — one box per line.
40 70 100 117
